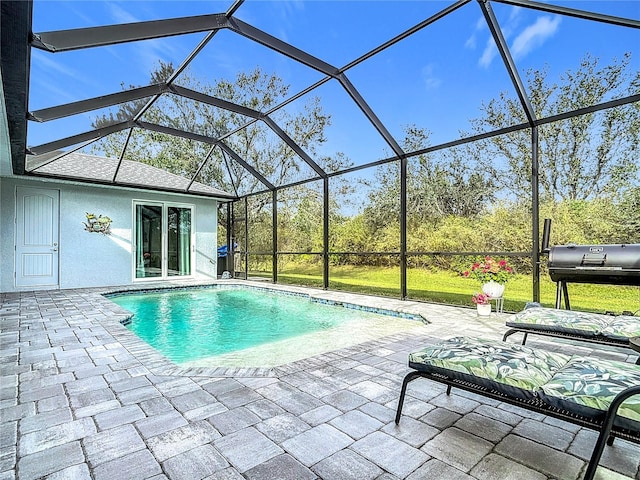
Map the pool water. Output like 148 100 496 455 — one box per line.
111 287 423 366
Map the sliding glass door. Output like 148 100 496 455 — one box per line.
167 206 192 276
135 202 193 279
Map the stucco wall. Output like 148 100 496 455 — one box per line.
0 177 218 292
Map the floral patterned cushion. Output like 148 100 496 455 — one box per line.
538 356 640 432
506 307 609 337
600 315 640 341
408 337 571 400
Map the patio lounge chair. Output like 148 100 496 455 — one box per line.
395 336 640 480
502 306 640 364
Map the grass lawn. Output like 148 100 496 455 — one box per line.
250 264 639 315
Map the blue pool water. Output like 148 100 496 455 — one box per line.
110 287 402 364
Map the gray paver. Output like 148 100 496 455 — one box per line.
322 390 368 411
0 422 15 450
93 449 162 480
201 378 244 396
244 398 286 420
36 394 69 412
19 408 73 434
147 420 221 462
299 405 342 427
453 411 513 443
213 427 283 473
406 458 474 480
69 388 116 408
83 424 146 467
117 385 161 405
512 417 575 450
381 416 439 447
395 396 434 419
0 446 16 473
429 392 481 415
495 434 584 479
203 467 245 480
255 412 310 443
421 427 494 472
5 285 640 480
162 444 229 480
46 463 92 480
19 417 96 456
472 404 522 427
348 380 396 403
216 387 264 409
135 410 188 439
358 402 395 423
73 399 121 418
271 390 324 415
243 454 316 480
469 453 547 480
208 407 261 435
313 449 383 480
419 406 462 429
64 376 109 395
169 389 217 412
351 431 429 478
281 424 353 467
568 429 640 476
16 441 85 480
329 410 384 440
139 397 176 415
94 404 145 430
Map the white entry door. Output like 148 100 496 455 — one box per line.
15 186 60 288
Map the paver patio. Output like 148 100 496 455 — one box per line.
1 280 638 480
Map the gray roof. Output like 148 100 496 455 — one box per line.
30 152 233 199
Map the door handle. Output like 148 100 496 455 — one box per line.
52 248 58 252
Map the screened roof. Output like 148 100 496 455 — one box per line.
1 0 638 200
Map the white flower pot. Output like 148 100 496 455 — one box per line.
476 303 491 316
482 281 505 298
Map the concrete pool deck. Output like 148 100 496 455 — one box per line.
1 280 638 480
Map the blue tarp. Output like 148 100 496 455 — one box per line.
217 244 237 257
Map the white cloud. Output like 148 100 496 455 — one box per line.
106 2 141 25
479 37 497 69
465 16 486 50
509 5 523 23
421 63 441 90
511 15 561 59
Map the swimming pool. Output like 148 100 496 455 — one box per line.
109 286 427 367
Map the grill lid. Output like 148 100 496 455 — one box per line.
548 243 640 285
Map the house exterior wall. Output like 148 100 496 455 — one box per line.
0 176 219 292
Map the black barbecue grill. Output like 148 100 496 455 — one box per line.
549 244 640 286
541 220 640 308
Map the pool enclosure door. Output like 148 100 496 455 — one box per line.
134 202 194 279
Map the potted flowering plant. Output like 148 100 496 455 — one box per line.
463 256 514 298
472 292 491 316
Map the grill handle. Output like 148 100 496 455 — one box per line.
582 253 606 266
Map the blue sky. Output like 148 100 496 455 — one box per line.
28 0 639 171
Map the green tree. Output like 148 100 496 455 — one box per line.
472 53 640 202
93 63 348 198
363 125 497 232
